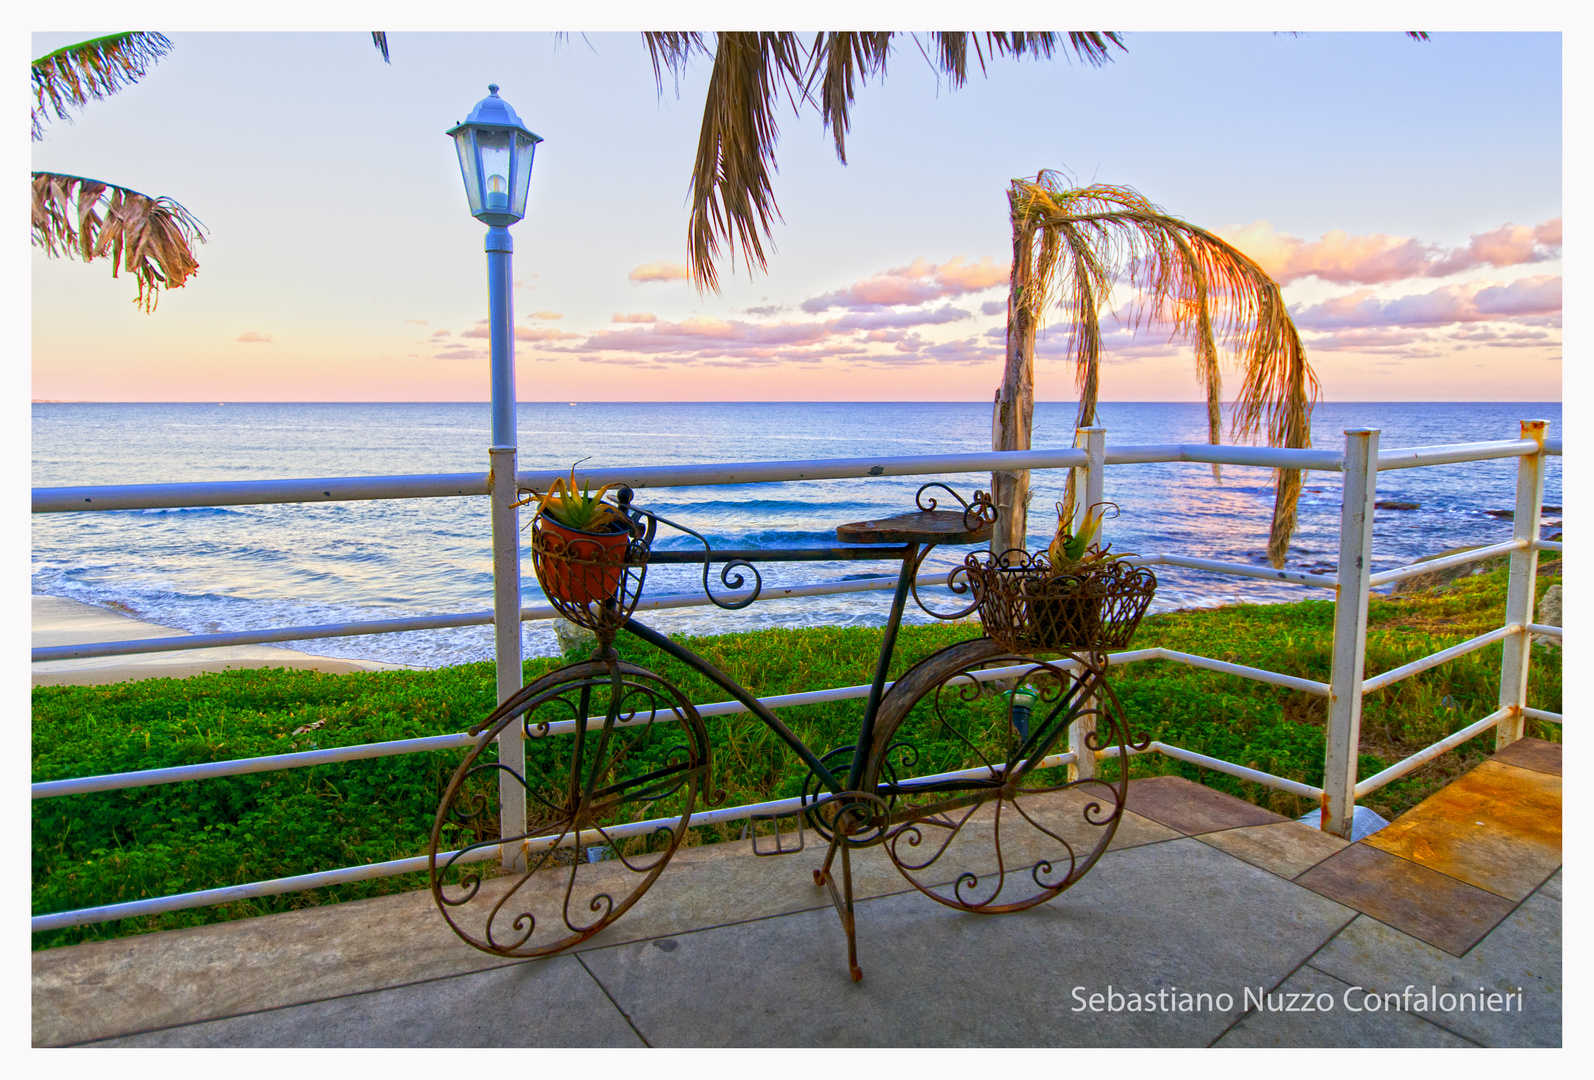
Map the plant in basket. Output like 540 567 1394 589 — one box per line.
529 463 637 606
965 499 1156 654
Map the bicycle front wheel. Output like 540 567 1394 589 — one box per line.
429 658 710 957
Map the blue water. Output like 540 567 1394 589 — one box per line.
31 402 1561 668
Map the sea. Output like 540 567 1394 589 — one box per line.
31 402 1562 669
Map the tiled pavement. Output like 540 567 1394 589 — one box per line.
33 740 1561 1047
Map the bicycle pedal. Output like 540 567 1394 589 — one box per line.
748 807 805 856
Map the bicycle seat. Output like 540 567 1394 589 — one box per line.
835 510 993 546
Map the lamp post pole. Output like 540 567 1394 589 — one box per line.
486 220 522 868
486 223 520 715
450 84 543 871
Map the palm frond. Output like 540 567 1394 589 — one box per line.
1006 174 1319 565
371 32 390 63
32 32 173 140
32 172 206 313
682 32 808 292
644 31 709 91
809 32 892 164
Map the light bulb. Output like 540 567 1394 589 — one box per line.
486 173 509 212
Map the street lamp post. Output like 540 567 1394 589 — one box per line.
449 85 543 869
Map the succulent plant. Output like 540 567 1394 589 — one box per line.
534 462 628 533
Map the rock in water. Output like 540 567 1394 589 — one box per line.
552 617 597 658
1375 500 1420 510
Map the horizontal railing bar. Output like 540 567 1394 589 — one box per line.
31 732 481 799
1099 740 1325 800
1361 625 1521 694
1376 439 1540 471
29 655 1130 798
39 645 1325 800
1520 707 1562 723
1130 553 1338 589
38 537 1369 662
516 447 1088 492
32 571 968 661
1536 540 1562 553
1526 623 1561 638
1169 445 1345 471
1147 648 1332 696
34 747 1096 931
32 611 496 662
30 846 500 932
1354 708 1514 797
1367 539 1528 587
32 437 1556 517
32 472 489 513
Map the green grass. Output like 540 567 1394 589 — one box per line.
32 556 1559 950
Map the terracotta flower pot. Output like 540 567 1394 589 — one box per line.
535 514 632 605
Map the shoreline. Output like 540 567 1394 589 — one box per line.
31 596 413 687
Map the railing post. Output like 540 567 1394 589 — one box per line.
489 444 526 870
1496 419 1547 748
1070 426 1107 783
1322 428 1379 838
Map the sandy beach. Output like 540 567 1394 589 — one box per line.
31 596 411 687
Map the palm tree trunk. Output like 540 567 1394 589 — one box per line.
992 219 1037 559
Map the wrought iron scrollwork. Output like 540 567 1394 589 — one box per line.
915 482 998 533
643 511 765 611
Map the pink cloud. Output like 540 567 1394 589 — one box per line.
612 312 657 323
628 261 690 283
1292 276 1562 331
235 331 272 344
802 256 1011 312
528 310 563 320
459 320 580 342
1219 218 1561 285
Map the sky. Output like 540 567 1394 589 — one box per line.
29 24 1564 404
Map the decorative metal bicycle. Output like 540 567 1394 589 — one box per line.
428 484 1155 981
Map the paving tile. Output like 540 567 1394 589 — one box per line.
1490 736 1561 776
1214 965 1474 1047
85 955 642 1048
1362 759 1561 901
579 838 1354 1047
1538 869 1561 902
1197 820 1350 880
32 884 515 1047
32 800 1176 1046
1296 844 1518 956
1122 776 1288 835
1309 893 1561 1047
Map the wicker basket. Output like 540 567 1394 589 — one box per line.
963 553 1157 654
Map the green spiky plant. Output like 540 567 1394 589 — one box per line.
533 463 628 533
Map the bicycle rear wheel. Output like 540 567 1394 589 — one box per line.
429 658 710 956
862 638 1135 913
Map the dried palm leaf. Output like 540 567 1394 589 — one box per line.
32 32 172 140
32 172 206 312
371 32 390 63
1001 174 1318 567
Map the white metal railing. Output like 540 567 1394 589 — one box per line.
30 425 1562 931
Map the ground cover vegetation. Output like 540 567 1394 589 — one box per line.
33 555 1559 950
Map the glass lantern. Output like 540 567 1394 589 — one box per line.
448 85 543 226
